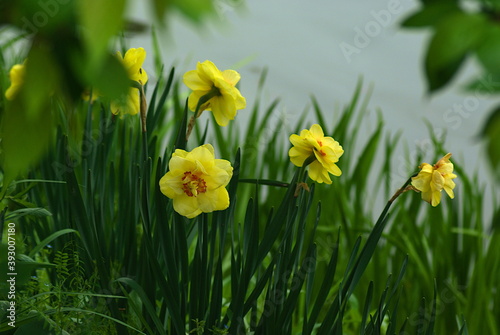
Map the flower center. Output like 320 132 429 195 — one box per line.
314 140 326 156
181 171 207 197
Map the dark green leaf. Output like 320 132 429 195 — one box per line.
465 73 500 94
5 207 52 221
480 106 500 178
401 3 460 28
476 25 500 75
425 12 487 92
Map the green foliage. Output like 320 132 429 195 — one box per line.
1 62 496 334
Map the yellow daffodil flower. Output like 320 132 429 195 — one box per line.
411 153 457 207
159 144 233 218
183 60 246 126
289 124 344 184
111 47 148 115
5 62 26 100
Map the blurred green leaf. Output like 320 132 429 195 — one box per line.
466 73 500 94
80 53 130 102
401 2 460 28
77 0 126 69
476 25 500 76
425 12 487 93
153 0 215 23
1 93 53 183
173 0 214 21
480 106 500 178
0 47 58 184
153 0 170 23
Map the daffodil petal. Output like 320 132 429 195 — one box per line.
173 194 202 218
222 69 241 86
197 187 230 213
184 70 212 91
210 95 236 126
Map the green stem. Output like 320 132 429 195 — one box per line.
297 153 317 183
194 86 220 118
186 86 221 141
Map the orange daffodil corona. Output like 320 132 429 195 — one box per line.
159 144 233 218
183 60 246 126
289 124 344 184
111 47 148 116
411 153 457 207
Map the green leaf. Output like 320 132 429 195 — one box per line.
480 106 500 178
5 207 52 221
28 228 79 258
401 3 460 28
476 25 500 76
1 49 56 182
12 319 61 335
77 53 130 102
77 0 126 69
116 277 168 335
173 0 214 22
425 12 487 93
152 0 170 23
465 73 500 94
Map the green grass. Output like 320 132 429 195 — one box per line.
1 52 499 335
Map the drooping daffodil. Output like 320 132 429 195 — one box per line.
289 124 344 184
110 47 148 116
411 153 457 207
159 144 233 218
183 60 246 127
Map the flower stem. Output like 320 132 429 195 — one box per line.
186 86 221 141
139 84 147 133
295 153 317 196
